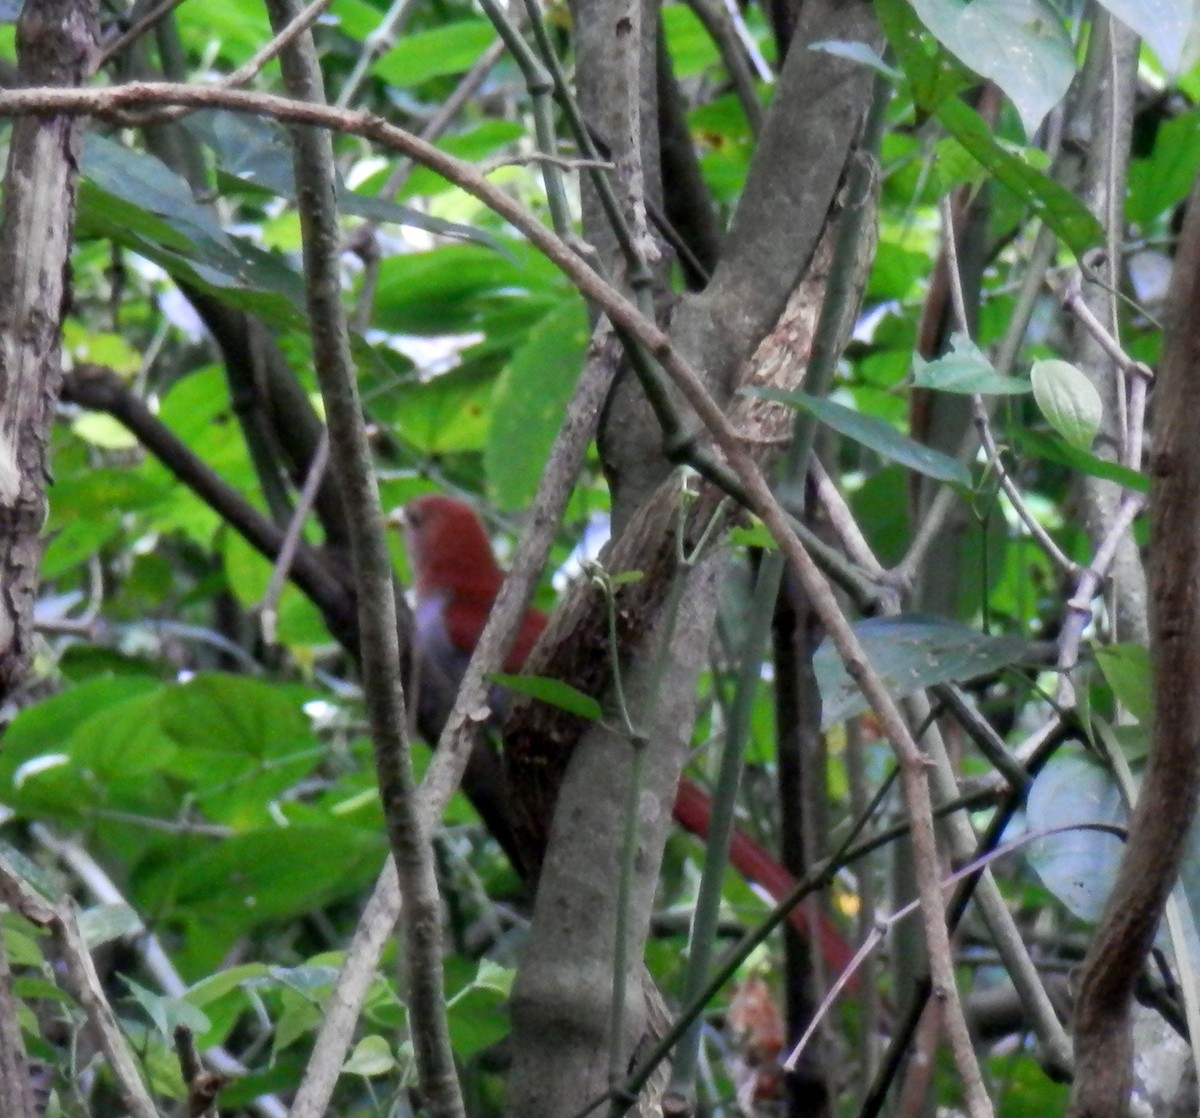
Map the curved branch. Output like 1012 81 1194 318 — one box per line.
1067 167 1200 1118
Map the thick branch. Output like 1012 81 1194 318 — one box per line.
0 0 96 699
1068 174 1200 1118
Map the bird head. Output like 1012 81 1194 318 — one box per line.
397 494 505 605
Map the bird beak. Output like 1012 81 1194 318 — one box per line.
387 507 408 530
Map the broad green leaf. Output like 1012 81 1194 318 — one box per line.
1094 0 1192 73
176 0 269 61
877 0 975 109
662 4 722 77
222 532 331 647
152 675 321 827
754 390 971 486
63 324 142 375
486 298 589 511
1128 110 1200 224
909 0 1074 136
83 134 232 254
78 137 307 326
186 964 271 1007
41 517 122 579
371 243 561 336
2 921 49 969
1094 644 1153 725
0 681 169 821
344 1036 396 1077
814 615 1033 727
447 983 510 1057
389 364 495 454
396 120 526 200
329 0 382 41
473 958 516 996
1025 746 1126 922
1031 358 1102 450
374 21 497 87
490 674 603 720
136 826 385 932
912 334 1031 395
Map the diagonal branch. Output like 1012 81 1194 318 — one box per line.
262 3 464 1114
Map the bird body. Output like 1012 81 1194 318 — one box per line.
401 493 856 981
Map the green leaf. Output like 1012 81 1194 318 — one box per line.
395 120 526 201
814 615 1034 727
1094 644 1153 725
934 99 1104 256
490 675 603 720
1094 0 1191 73
125 977 211 1040
912 334 1031 395
811 39 901 81
194 111 497 249
374 21 497 87
390 364 495 454
1128 110 1200 224
136 826 385 933
1031 358 1103 450
0 677 160 817
186 964 271 1007
1013 429 1147 493
78 137 307 327
753 390 971 486
662 4 722 77
486 298 589 511
78 904 143 949
909 0 1074 136
371 243 561 336
877 0 975 109
343 1035 396 1077
83 134 232 253
1025 746 1126 922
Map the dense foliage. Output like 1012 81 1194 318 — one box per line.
0 0 1197 1116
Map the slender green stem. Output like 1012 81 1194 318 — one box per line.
666 547 782 1107
474 0 572 236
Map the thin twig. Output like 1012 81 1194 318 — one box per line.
0 925 35 1118
1055 491 1146 705
174 1026 227 1118
259 430 329 645
784 821 1105 1072
96 0 190 67
476 0 572 236
289 329 621 1118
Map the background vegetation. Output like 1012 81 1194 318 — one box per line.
0 0 1197 1116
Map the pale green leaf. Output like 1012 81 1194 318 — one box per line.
1031 358 1103 450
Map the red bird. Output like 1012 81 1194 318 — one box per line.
401 493 857 983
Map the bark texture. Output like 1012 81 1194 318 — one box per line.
505 2 881 1103
1068 173 1200 1118
0 0 96 698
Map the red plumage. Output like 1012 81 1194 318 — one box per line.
401 493 857 987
